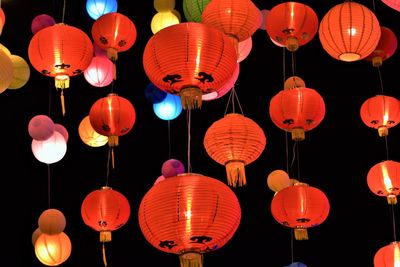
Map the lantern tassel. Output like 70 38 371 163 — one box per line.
294 227 308 240
387 195 397 205
180 87 202 110
60 90 66 116
225 161 246 187
179 252 203 267
102 242 108 267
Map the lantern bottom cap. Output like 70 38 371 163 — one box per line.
179 251 203 267
180 87 202 110
339 52 360 62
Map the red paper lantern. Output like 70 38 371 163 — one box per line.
265 2 318 52
360 95 400 137
319 1 381 62
365 26 398 67
138 173 241 267
0 8 5 35
374 241 400 267
143 22 237 110
367 160 400 205
269 83 325 141
28 23 94 115
203 113 266 187
271 182 330 240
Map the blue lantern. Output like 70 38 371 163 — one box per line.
145 83 167 104
86 0 118 20
153 93 182 120
284 262 307 267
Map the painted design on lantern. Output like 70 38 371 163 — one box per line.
195 72 213 83
296 218 310 223
159 240 177 249
371 119 396 125
283 119 294 125
163 74 182 85
99 36 108 45
377 187 399 195
98 220 107 227
118 40 126 47
189 236 212 244
102 124 110 132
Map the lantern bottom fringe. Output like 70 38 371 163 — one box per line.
107 47 118 62
387 195 397 205
180 87 202 110
372 56 382 67
294 228 308 240
179 251 203 267
291 128 305 141
226 161 246 187
286 36 299 52
378 126 388 137
100 231 112 242
60 90 66 116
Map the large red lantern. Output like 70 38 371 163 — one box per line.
360 95 400 137
203 113 266 187
319 1 381 62
374 241 400 267
265 2 318 52
142 22 237 110
365 26 398 67
28 23 94 115
138 173 241 267
271 182 330 240
367 160 400 205
269 80 325 141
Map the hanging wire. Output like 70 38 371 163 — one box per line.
61 0 66 23
104 145 112 187
186 109 192 173
224 86 244 116
47 164 51 208
168 120 172 158
391 203 397 241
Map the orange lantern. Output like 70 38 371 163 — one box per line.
28 23 93 115
201 0 261 54
38 208 66 235
360 95 400 137
374 241 400 266
203 113 266 187
319 1 381 62
138 173 241 267
265 2 318 52
271 182 330 240
365 26 398 67
367 160 400 205
143 22 237 110
269 80 325 141
34 232 72 266
78 115 109 147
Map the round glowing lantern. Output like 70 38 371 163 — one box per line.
143 22 237 110
382 0 400 12
32 228 42 246
0 8 5 35
259 9 269 30
154 0 175 12
28 23 94 115
161 158 185 178
360 95 400 137
138 173 241 267
86 0 118 20
78 115 108 147
285 262 307 267
204 113 266 187
31 131 67 164
367 160 400 205
28 114 55 141
267 169 291 193
319 1 381 62
144 83 167 104
54 123 68 142
269 81 325 141
91 12 137 61
84 56 114 87
38 208 66 235
271 182 330 240
31 14 56 35
8 55 30 90
183 0 210 22
365 26 398 67
151 11 180 34
0 43 10 56
35 232 72 266
374 241 400 267
0 48 14 93
153 93 182 120
265 2 318 52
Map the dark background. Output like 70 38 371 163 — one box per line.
2 0 400 266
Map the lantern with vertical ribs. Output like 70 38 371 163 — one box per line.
204 113 266 187
374 241 400 266
143 22 237 110
34 232 72 266
271 182 330 240
138 173 241 267
360 95 400 137
365 26 398 67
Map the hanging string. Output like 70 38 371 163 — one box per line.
61 0 66 23
224 86 244 116
295 141 301 181
291 51 296 77
105 146 112 187
186 109 192 173
168 120 172 158
290 229 294 263
47 164 51 208
391 203 397 241
102 242 108 267
376 63 390 160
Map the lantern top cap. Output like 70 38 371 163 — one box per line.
107 93 118 97
101 186 112 190
293 182 308 186
224 113 243 118
177 172 203 177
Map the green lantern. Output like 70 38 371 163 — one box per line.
182 0 210 22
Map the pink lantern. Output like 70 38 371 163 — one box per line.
161 158 185 178
382 0 400 12
54 123 69 142
237 37 252 63
31 14 56 35
28 115 55 141
202 63 240 101
84 56 114 87
31 131 67 164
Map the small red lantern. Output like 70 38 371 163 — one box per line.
360 95 400 137
367 160 400 205
265 2 318 52
271 182 330 240
374 241 400 267
365 26 398 67
138 173 241 267
143 22 237 110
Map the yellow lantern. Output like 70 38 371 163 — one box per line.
267 169 291 192
8 54 30 89
35 232 72 266
154 0 175 12
78 115 108 147
0 48 13 93
151 11 180 34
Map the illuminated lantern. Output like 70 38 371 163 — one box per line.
367 160 400 205
161 158 185 178
91 12 137 62
54 123 68 142
360 95 400 137
31 131 67 164
153 93 182 120
84 56 114 87
0 8 5 35
28 114 55 141
32 228 42 246
31 14 56 35
202 0 261 54
144 83 167 104
151 11 180 34
269 80 325 141
374 241 400 266
182 0 210 22
0 48 14 93
8 55 30 90
28 23 94 115
285 262 307 267
259 9 269 30
265 2 318 52
319 1 381 62
267 169 291 193
86 0 118 20
154 0 175 12
38 209 66 235
204 113 266 187
237 37 252 63
382 0 400 12
0 43 10 56
271 182 330 240
35 232 72 266
93 42 107 58
365 26 398 67
143 22 237 110
78 115 108 147
138 173 241 267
